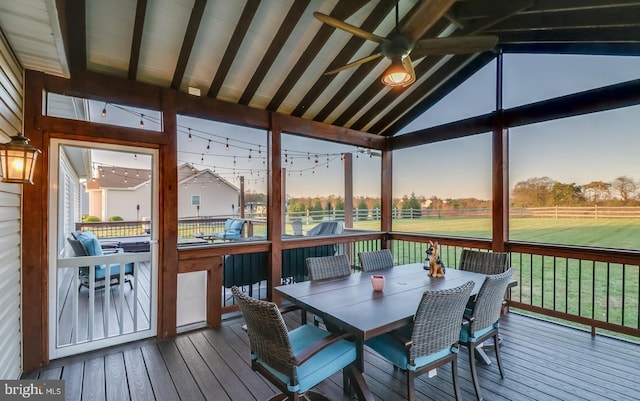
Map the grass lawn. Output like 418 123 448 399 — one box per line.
352 217 640 250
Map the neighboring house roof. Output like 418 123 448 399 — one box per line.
178 163 239 193
86 167 151 190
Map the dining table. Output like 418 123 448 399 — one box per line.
275 262 515 401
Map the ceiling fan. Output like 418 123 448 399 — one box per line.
313 4 498 88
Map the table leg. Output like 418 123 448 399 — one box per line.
344 364 375 401
474 345 492 366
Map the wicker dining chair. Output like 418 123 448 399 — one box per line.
458 249 509 275
459 248 512 321
306 254 351 281
459 268 515 401
365 281 475 401
358 249 394 272
232 286 357 401
305 254 351 328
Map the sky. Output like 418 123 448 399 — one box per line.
88 53 640 201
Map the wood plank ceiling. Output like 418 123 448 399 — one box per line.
1 0 640 136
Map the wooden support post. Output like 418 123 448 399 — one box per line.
268 114 283 304
380 146 392 249
344 153 353 229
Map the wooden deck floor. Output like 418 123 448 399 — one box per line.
25 312 640 401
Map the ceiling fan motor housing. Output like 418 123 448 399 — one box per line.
381 32 414 60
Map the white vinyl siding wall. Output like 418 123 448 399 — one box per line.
0 30 23 379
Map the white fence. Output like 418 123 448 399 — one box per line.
287 206 640 222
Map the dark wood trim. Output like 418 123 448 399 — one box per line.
389 233 493 250
178 242 271 266
275 114 385 150
267 115 283 304
343 153 353 229
492 53 507 252
505 241 640 266
380 150 392 245
42 70 163 110
22 70 48 371
503 77 640 127
37 117 168 145
492 125 508 252
176 91 270 130
158 88 179 339
36 69 380 150
207 0 260 97
171 0 208 90
391 77 640 148
206 258 222 328
64 0 86 75
128 0 147 80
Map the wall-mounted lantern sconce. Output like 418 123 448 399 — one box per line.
0 132 41 185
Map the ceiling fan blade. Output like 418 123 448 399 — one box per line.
313 12 385 43
411 35 499 60
324 53 383 75
401 56 416 88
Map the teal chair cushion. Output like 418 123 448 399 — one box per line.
214 219 244 239
365 333 455 371
76 231 134 280
255 324 356 393
76 231 104 256
459 322 499 343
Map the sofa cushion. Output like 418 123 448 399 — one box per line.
76 231 104 256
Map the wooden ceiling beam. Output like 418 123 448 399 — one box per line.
498 26 640 43
488 7 640 32
500 42 640 55
63 0 86 75
128 0 147 80
265 0 369 112
238 0 310 105
400 0 455 40
207 0 260 98
453 0 640 19
171 0 207 90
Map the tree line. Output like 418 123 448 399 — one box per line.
246 175 640 212
511 176 640 207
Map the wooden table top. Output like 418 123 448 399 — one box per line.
275 263 494 340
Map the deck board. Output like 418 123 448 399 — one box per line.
26 312 640 401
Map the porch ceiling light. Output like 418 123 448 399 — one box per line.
0 132 41 185
381 57 413 87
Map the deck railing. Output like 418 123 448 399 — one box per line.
80 220 639 341
389 234 640 340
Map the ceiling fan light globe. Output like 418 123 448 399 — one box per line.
381 59 413 87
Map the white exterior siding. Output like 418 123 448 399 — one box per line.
104 185 152 221
0 28 23 379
